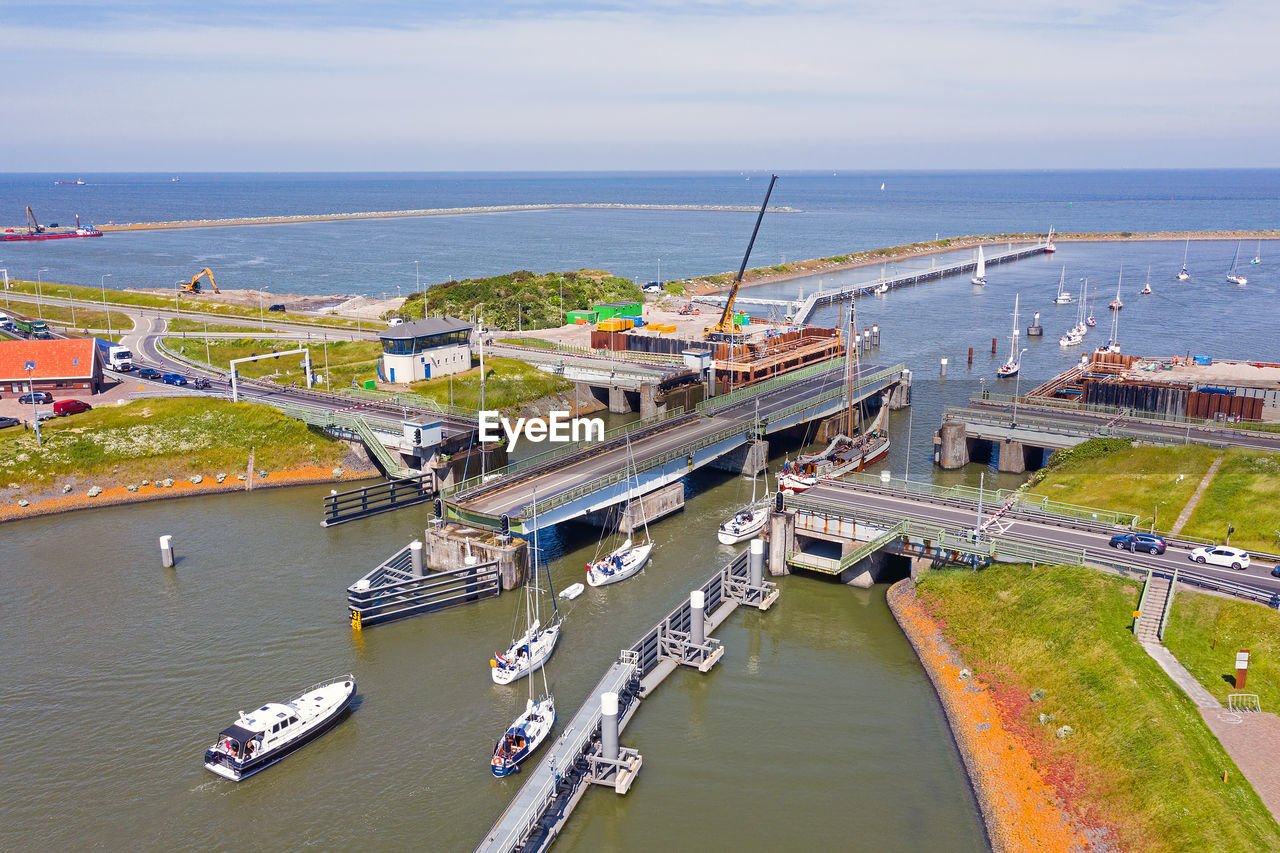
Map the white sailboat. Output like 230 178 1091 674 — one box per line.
1085 279 1097 327
491 504 556 777
491 491 562 685
1177 238 1191 281
1250 240 1261 265
1052 267 1072 304
718 402 770 545
971 245 987 286
1108 267 1124 311
997 294 1022 377
1045 226 1057 254
1227 242 1248 286
585 436 653 587
1140 265 1153 296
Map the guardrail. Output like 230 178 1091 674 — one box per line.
947 405 1249 450
979 392 1280 434
696 358 842 414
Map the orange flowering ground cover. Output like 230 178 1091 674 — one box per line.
888 580 1096 853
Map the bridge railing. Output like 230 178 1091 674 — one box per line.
695 358 841 415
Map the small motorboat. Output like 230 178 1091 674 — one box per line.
586 538 653 587
558 582 584 601
203 675 355 781
717 506 767 544
491 696 555 777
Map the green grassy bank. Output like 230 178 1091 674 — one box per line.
917 564 1280 852
0 397 348 492
1165 592 1280 711
406 356 571 412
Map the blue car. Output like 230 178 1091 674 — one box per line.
161 373 188 386
1109 532 1167 555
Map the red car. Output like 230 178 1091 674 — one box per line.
53 399 92 416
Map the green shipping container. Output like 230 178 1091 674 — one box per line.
733 312 749 325
362 379 377 390
593 301 643 321
566 310 598 323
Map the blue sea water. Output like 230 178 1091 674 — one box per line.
1 170 1277 296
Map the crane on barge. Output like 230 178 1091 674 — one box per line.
704 173 778 342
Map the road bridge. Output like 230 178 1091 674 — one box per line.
446 361 906 533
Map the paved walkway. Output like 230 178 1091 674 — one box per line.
1170 455 1223 535
1141 641 1221 709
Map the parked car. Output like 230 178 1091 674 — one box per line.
1188 546 1251 571
268 303 286 312
1108 532 1167 555
161 373 188 386
136 367 162 380
0 416 20 429
18 391 53 405
53 399 92 416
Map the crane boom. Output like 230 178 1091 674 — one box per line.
26 205 41 234
706 173 778 339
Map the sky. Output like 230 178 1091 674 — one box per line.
2 1 1277 171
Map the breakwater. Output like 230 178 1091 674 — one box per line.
95 203 801 233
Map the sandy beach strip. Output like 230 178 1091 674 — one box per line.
887 579 1094 853
95 203 801 233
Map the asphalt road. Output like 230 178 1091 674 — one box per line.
802 480 1280 597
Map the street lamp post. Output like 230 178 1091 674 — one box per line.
36 268 48 320
414 260 420 296
203 319 211 367
25 363 42 448
259 286 269 331
1 268 10 308
100 273 112 336
60 291 76 328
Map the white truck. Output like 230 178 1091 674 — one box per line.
93 337 134 371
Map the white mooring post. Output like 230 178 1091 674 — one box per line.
159 535 175 568
410 539 424 578
749 538 765 588
601 691 619 762
690 589 705 646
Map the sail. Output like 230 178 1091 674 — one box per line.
975 246 986 277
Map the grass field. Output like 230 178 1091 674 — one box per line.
407 356 571 412
1165 591 1280 711
0 397 347 491
498 337 557 350
1031 440 1219 526
7 302 135 333
1183 450 1280 551
162 337 382 388
917 564 1280 853
166 318 276 334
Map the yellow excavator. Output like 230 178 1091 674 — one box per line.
704 174 777 341
180 268 219 294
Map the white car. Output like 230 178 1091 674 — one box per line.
1188 546 1251 571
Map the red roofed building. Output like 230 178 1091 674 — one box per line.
0 338 103 395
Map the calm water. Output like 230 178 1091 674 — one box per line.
2 170 1277 296
1 477 984 852
5 171 1279 850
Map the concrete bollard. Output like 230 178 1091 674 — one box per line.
749 538 765 588
601 691 619 762
940 357 948 377
159 534 175 568
410 539 424 577
690 589 705 646
872 324 880 345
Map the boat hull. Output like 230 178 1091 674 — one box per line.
717 510 767 544
492 622 561 685
492 699 555 777
1 229 101 242
203 678 356 781
586 542 652 587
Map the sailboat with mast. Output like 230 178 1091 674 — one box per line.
1108 267 1124 311
1059 285 1087 347
1045 226 1057 254
1251 240 1261 265
490 492 562 685
971 245 987 286
1140 266 1153 296
718 402 770 544
1227 243 1248 286
996 294 1022 377
1177 238 1191 281
585 436 653 587
491 503 556 777
1052 267 1072 304
1085 279 1097 327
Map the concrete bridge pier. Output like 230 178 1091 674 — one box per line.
936 422 970 469
997 437 1027 474
608 386 629 414
639 385 666 420
840 550 909 588
815 410 860 443
709 439 768 476
767 508 795 576
425 524 529 590
887 370 912 410
582 481 685 534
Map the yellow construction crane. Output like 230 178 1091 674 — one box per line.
704 174 778 340
179 268 219 294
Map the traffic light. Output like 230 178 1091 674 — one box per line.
434 498 443 519
775 491 784 512
413 428 422 445
687 454 694 469
500 514 510 536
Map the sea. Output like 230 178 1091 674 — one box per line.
2 170 1278 296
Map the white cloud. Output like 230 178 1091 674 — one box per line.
0 1 1276 169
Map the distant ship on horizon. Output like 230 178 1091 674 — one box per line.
54 179 85 186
